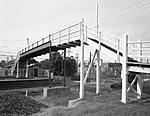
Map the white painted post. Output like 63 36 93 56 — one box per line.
59 31 61 44
16 61 19 78
140 40 142 62
96 50 100 94
96 31 101 94
137 40 142 62
68 27 70 43
80 19 84 99
25 60 29 78
121 35 128 104
137 74 143 99
117 38 120 63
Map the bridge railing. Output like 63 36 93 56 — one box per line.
86 25 122 53
128 41 150 63
20 22 81 54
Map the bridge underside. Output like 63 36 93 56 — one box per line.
20 40 88 61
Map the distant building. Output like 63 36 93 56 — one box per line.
101 63 122 78
28 64 48 78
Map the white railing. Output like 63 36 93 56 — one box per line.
20 22 82 54
128 40 150 63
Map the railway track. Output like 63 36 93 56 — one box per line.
0 78 50 90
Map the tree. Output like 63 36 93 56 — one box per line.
66 57 77 76
0 60 6 68
39 52 77 76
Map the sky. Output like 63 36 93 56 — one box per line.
0 0 150 62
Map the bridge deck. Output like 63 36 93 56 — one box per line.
127 62 150 73
20 40 88 60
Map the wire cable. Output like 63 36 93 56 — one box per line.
99 1 150 26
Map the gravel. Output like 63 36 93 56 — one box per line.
0 91 48 116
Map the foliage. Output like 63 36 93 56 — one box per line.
39 52 77 76
66 57 77 76
0 60 6 68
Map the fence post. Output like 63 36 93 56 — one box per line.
80 19 85 99
121 34 128 104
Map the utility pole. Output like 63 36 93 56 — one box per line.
27 38 29 49
97 2 99 35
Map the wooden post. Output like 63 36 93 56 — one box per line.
64 49 66 86
137 74 143 99
96 31 101 94
49 35 52 88
96 50 100 94
80 19 84 99
121 35 128 104
25 60 29 78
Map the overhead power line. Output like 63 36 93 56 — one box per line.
0 40 24 42
0 54 15 56
98 0 150 26
99 0 145 22
0 51 16 54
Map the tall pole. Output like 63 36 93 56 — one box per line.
49 35 52 88
80 19 84 99
96 2 99 35
96 2 101 94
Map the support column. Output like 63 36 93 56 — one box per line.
96 28 101 94
137 74 143 99
121 35 128 104
49 35 52 88
16 60 19 78
25 60 29 78
64 49 66 86
80 19 84 99
96 50 100 94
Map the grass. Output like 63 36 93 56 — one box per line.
31 78 150 116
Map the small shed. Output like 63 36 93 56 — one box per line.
28 64 48 78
